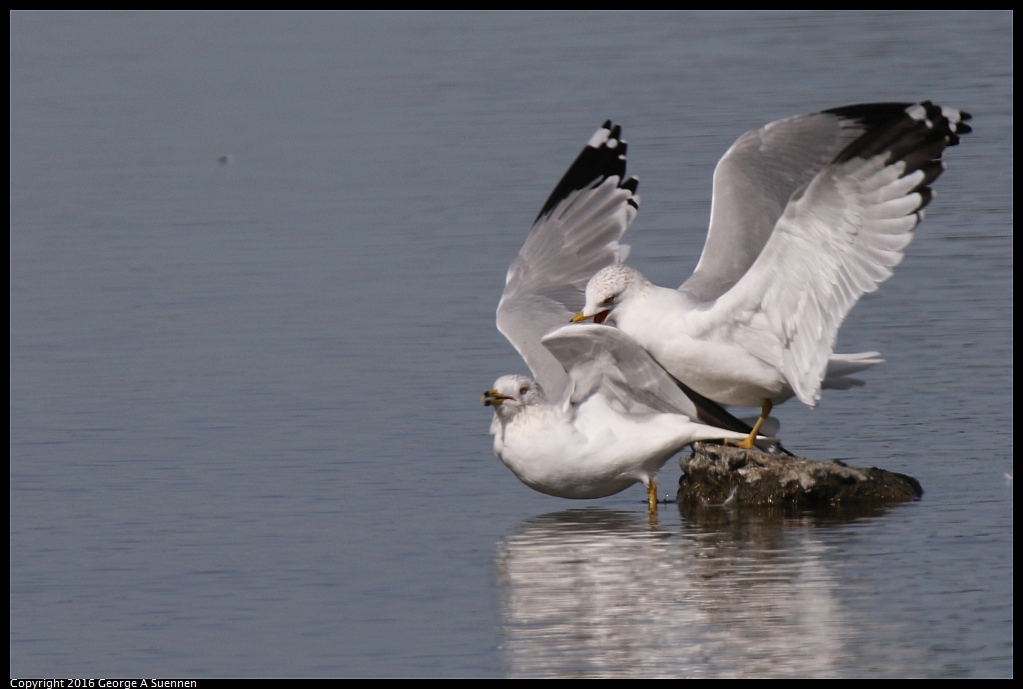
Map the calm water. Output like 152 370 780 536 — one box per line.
10 11 1012 677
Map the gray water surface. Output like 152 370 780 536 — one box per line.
10 11 1012 677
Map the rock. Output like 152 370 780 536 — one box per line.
677 442 923 506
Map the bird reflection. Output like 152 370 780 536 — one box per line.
496 505 909 677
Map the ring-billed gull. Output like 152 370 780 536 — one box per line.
573 102 972 445
485 122 761 510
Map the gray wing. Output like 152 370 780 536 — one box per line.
683 103 947 301
540 324 699 416
692 102 971 405
497 122 637 401
544 324 789 451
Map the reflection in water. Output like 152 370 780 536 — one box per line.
497 505 906 678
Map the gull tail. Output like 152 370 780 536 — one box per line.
822 351 884 391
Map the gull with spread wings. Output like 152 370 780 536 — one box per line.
573 102 972 446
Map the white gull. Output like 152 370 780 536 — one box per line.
485 122 761 510
573 102 972 445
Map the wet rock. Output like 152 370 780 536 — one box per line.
677 442 923 506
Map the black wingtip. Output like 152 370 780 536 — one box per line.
534 121 636 223
667 371 796 457
826 102 971 201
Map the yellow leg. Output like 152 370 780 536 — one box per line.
647 480 658 511
646 480 660 526
733 399 772 449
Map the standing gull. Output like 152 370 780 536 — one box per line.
485 122 761 510
573 102 972 445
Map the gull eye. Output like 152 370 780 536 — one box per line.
600 296 615 307
519 385 528 395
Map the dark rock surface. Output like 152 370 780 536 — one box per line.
677 442 923 507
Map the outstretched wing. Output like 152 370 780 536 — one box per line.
690 102 971 405
497 122 637 401
682 102 968 302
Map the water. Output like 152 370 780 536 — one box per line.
10 11 1012 677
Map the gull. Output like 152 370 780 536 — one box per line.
485 122 763 511
573 102 972 445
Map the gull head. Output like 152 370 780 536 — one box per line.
482 374 547 417
572 264 645 325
